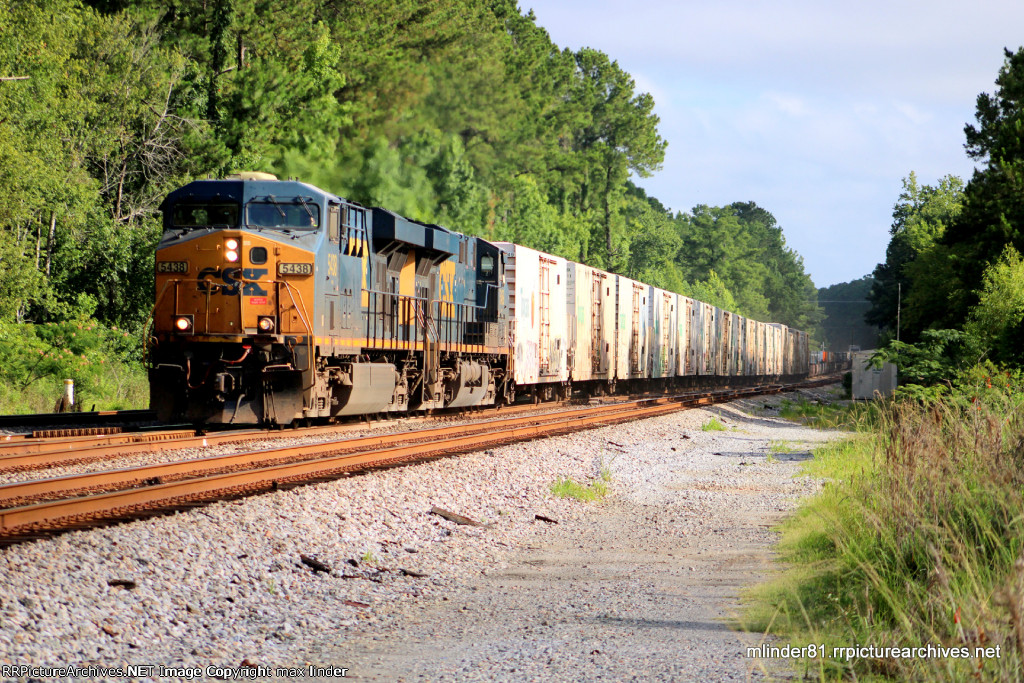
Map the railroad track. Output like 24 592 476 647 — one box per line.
0 409 157 436
0 399 577 473
0 373 843 468
0 378 840 543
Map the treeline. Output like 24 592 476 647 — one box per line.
866 47 1024 369
817 276 878 352
0 0 821 335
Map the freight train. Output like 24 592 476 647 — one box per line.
148 173 813 425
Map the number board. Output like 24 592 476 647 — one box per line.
156 261 188 274
278 262 314 276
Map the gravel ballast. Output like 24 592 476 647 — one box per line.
0 388 846 681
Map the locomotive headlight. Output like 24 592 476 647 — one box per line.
257 316 276 333
224 238 240 262
173 315 194 333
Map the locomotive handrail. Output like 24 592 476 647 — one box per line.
148 277 313 374
361 287 502 352
363 289 429 351
272 279 313 373
142 279 179 366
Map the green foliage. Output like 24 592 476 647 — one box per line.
678 271 738 312
0 0 209 326
964 245 1024 364
566 48 667 271
745 385 1024 681
867 172 965 340
0 320 147 412
942 47 1024 322
675 202 823 330
677 205 769 318
623 195 684 292
871 329 975 398
494 174 588 259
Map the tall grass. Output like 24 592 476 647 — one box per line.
747 388 1024 681
777 396 886 431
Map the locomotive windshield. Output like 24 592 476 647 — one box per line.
172 202 240 228
246 198 320 230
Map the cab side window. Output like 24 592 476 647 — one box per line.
329 205 341 244
343 206 366 257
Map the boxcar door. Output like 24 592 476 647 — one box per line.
591 271 605 373
630 283 642 375
539 258 552 375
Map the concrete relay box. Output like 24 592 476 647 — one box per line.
851 351 897 400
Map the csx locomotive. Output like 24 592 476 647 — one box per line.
149 173 813 425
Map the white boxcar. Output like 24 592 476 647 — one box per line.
566 262 616 383
495 243 568 387
695 301 716 375
614 275 649 380
751 319 765 376
676 295 697 376
793 329 809 375
715 307 731 376
766 323 781 376
730 313 742 376
648 286 677 378
745 317 761 376
768 323 787 376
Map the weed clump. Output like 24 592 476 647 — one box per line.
701 416 728 432
550 476 609 502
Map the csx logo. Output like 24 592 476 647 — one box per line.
197 267 268 296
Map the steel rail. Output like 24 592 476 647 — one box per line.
0 400 574 472
0 409 156 429
0 429 199 455
0 377 842 540
0 375 840 472
0 394 708 508
0 385 780 540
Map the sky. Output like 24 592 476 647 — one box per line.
525 0 1024 288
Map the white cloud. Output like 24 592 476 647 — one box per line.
525 0 1023 285
764 92 811 117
